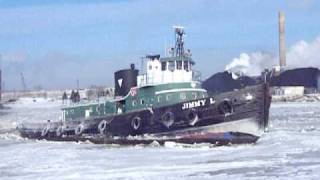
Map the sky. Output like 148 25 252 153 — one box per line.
0 0 319 90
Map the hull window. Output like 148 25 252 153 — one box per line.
180 92 187 100
85 109 92 118
166 94 171 101
140 99 145 105
132 100 137 106
192 92 197 100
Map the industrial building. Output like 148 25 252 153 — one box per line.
202 11 320 99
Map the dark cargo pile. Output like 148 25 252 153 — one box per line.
201 71 258 94
270 67 320 88
202 67 320 94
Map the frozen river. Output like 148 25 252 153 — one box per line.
0 98 320 179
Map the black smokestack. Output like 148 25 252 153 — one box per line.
114 64 139 97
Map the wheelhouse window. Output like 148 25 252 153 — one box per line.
184 61 189 71
176 61 182 70
168 61 175 71
161 62 167 71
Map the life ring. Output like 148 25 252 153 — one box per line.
131 117 142 131
218 100 233 115
187 109 199 126
75 124 85 135
41 123 51 137
98 120 108 134
56 125 64 137
161 111 175 128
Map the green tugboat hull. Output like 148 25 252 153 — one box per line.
17 83 271 145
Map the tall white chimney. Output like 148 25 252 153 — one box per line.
279 11 286 68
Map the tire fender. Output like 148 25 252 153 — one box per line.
161 111 175 128
131 117 142 131
75 124 85 136
218 99 233 115
41 123 51 137
98 120 108 134
186 109 199 126
56 125 64 137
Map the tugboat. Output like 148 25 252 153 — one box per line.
17 27 271 145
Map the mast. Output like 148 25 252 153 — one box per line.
173 26 185 57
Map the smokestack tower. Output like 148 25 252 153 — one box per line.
279 11 286 69
0 54 1 102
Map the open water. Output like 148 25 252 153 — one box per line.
0 98 320 180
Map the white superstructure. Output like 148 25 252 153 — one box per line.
137 55 195 86
137 26 199 87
